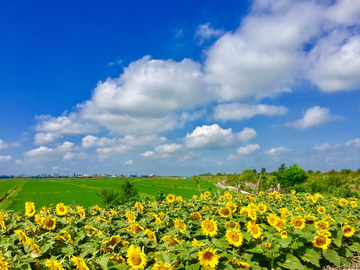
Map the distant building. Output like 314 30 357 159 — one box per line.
100 173 108 177
149 174 157 178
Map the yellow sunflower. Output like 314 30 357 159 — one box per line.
126 211 136 223
25 202 36 217
42 217 56 231
191 238 204 247
296 207 305 213
280 208 290 218
176 196 183 202
225 193 233 200
247 221 262 239
135 202 144 212
201 217 218 237
56 203 68 216
204 191 211 197
312 234 331 250
317 206 326 214
342 225 355 237
291 216 306 229
219 207 232 218
197 248 220 268
129 224 144 235
225 221 240 230
167 194 175 203
127 245 147 270
225 229 244 247
248 208 257 221
192 195 198 200
265 242 272 248
102 235 121 253
226 202 237 212
280 231 288 238
152 262 174 270
77 206 86 218
257 203 267 213
314 221 330 230
291 190 296 194
143 229 157 242
339 198 348 206
35 214 44 225
267 214 278 226
28 239 42 254
71 256 89 270
274 218 286 232
228 260 250 270
0 252 10 270
162 236 180 246
45 259 65 270
174 219 187 233
259 191 264 196
240 207 249 216
14 230 28 244
108 256 126 264
189 212 202 221
61 230 74 244
351 201 358 208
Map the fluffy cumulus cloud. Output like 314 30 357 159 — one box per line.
77 56 211 135
285 106 342 129
34 133 63 145
0 139 8 150
0 155 12 162
23 142 84 162
179 151 202 162
184 124 256 149
236 144 261 155
265 146 292 155
345 138 360 148
214 103 288 121
154 144 183 154
35 114 98 134
125 160 134 165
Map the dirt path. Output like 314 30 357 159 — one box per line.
215 183 251 194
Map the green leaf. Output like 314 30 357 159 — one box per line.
247 244 263 254
185 263 200 270
333 230 343 248
348 242 360 253
278 237 292 248
340 257 351 266
277 253 305 270
301 248 321 267
158 252 170 264
323 248 340 267
218 261 234 270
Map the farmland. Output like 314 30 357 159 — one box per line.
0 178 217 212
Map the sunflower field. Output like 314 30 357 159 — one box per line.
0 190 359 270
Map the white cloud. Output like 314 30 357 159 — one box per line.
185 124 255 149
35 114 98 135
95 145 132 159
345 138 360 148
125 160 134 165
308 34 360 92
34 133 63 145
78 56 211 135
23 141 82 162
237 128 257 143
313 143 341 151
0 139 8 150
0 155 12 162
82 135 117 148
214 103 288 121
265 146 292 155
285 106 342 129
179 152 202 162
227 154 238 161
195 23 225 44
236 144 260 155
139 151 170 160
155 144 183 154
217 162 222 166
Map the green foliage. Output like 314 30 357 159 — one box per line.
261 167 266 174
216 172 222 176
97 180 140 207
279 164 308 190
155 189 166 202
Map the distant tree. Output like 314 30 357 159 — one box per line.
278 163 286 174
97 180 139 207
261 167 266 174
280 164 309 190
341 169 352 174
307 170 314 174
216 172 222 176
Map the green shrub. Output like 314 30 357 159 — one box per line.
280 164 308 190
97 180 139 207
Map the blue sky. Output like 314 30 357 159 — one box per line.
1 0 360 176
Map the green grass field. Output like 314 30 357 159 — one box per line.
3 178 218 212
